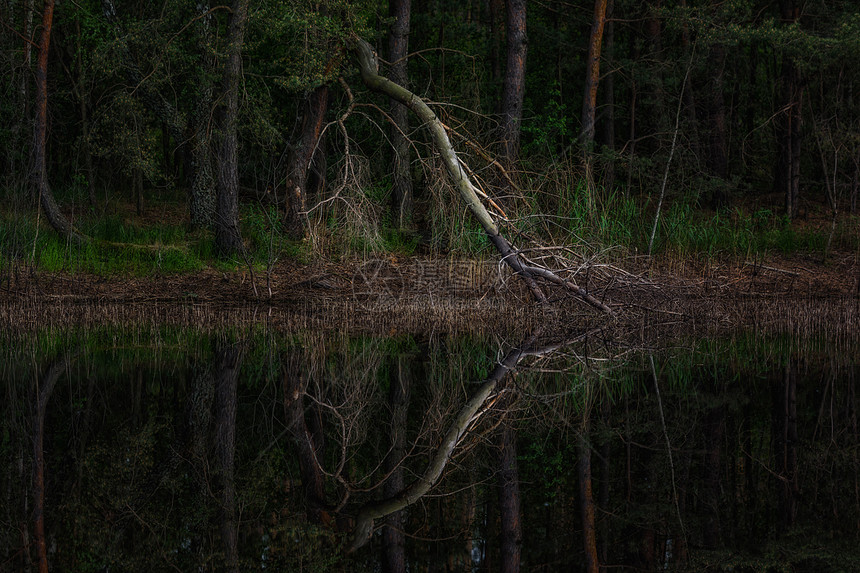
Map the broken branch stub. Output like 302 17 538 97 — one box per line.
351 36 612 313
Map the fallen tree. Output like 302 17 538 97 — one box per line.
351 36 612 314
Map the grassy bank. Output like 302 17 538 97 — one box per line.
1 183 858 278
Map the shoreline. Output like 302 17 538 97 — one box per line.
1 252 858 337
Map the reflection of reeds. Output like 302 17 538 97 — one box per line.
2 291 857 343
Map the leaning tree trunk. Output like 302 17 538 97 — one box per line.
344 331 599 554
351 37 611 313
214 0 249 257
32 0 82 241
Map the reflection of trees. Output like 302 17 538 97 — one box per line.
2 332 859 571
214 342 243 572
282 346 329 524
498 423 522 573
773 360 799 531
32 353 74 573
382 354 410 573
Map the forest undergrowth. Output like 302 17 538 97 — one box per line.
1 178 857 281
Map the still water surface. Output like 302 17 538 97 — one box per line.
2 321 858 571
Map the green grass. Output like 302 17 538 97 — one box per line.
2 181 856 279
0 209 204 275
539 182 857 260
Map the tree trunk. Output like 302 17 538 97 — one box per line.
388 0 413 228
597 400 611 568
679 0 700 163
600 0 615 190
625 77 637 193
32 0 80 240
284 86 329 240
189 0 216 229
702 404 724 548
773 361 799 530
498 424 522 573
641 0 667 149
500 0 527 164
67 15 97 207
707 43 729 209
488 0 504 89
775 0 802 219
214 0 249 257
580 0 608 146
5 0 35 188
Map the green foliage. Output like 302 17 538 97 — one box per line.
522 86 571 156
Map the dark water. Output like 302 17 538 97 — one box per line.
2 324 859 572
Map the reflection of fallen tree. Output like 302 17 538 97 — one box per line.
345 335 534 552
344 330 596 553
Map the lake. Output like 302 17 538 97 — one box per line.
1 301 858 571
